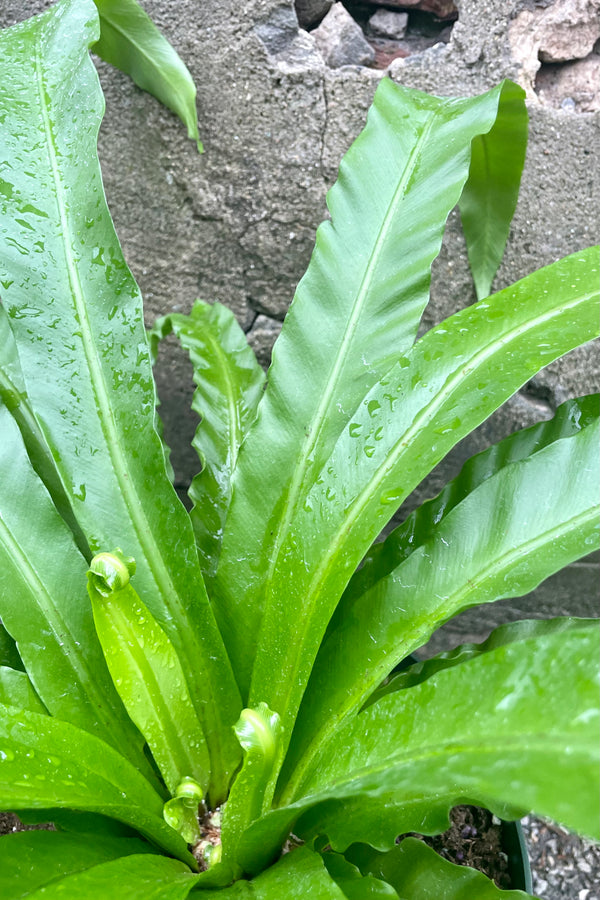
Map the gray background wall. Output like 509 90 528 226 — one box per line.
1 0 598 641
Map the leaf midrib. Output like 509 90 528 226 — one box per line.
283 503 599 801
0 515 113 730
271 285 593 763
414 506 599 641
256 110 439 635
97 10 181 97
100 594 203 791
305 288 594 626
33 40 182 621
302 734 595 798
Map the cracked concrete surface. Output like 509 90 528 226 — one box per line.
0 0 598 623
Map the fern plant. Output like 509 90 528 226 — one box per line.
0 0 598 897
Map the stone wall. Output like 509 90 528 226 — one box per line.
1 0 598 635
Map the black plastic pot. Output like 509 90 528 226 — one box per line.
503 819 532 893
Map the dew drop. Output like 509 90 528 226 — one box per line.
380 489 403 506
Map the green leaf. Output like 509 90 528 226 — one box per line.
234 620 599 871
15 854 199 899
0 0 241 801
0 305 89 558
250 246 599 766
356 837 536 900
367 617 584 704
282 400 600 794
0 406 153 778
0 831 156 900
218 846 350 898
92 0 202 150
322 851 400 899
459 89 528 299
296 620 600 845
150 301 265 578
163 778 204 846
213 79 527 698
216 703 281 881
0 666 47 713
0 703 194 864
87 550 211 795
344 394 599 604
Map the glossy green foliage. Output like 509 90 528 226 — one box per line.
163 778 205 845
88 550 211 796
0 0 240 801
458 96 527 300
0 831 157 899
150 301 265 578
213 704 282 883
0 406 153 778
344 394 599 604
93 0 202 150
0 305 88 555
199 847 353 898
296 621 599 839
213 79 528 699
232 620 598 877
14 854 199 900
0 666 46 713
250 246 598 764
0 703 193 863
282 396 600 787
0 0 598 896
353 837 532 899
322 851 399 898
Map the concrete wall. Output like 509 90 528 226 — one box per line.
1 0 598 638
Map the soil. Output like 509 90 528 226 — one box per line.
398 804 512 889
0 811 54 835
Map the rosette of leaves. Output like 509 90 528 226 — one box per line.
0 0 598 897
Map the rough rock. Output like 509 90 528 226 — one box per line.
537 0 600 63
368 9 409 40
522 817 600 900
246 314 283 368
536 49 600 112
366 0 458 20
509 0 600 93
294 0 332 29
311 2 375 67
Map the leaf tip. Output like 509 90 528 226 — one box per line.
163 776 205 844
88 548 136 596
234 702 281 760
